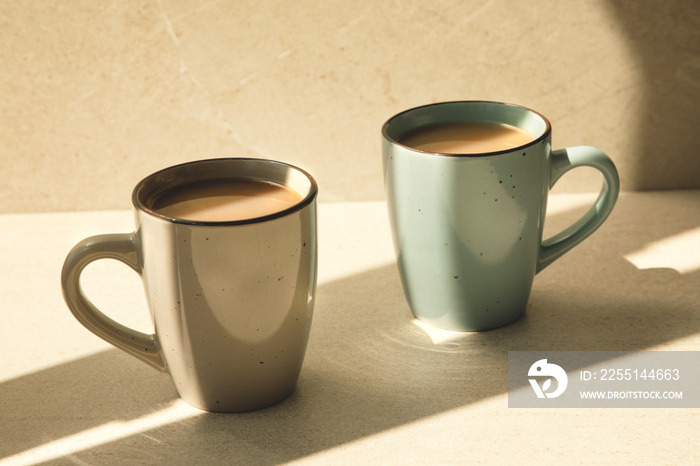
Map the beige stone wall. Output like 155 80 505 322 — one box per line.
1 0 698 213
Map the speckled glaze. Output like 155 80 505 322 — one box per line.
62 158 318 412
382 101 619 331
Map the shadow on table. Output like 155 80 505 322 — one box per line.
2 193 699 464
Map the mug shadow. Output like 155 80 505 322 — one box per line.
2 194 699 464
0 350 177 459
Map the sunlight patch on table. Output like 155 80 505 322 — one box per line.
0 400 201 466
411 319 472 345
624 227 700 274
545 192 599 217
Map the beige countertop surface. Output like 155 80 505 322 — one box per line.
1 191 699 465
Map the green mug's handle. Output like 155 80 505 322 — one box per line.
537 146 620 273
61 233 167 372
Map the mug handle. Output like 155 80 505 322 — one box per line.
537 146 620 273
61 233 167 372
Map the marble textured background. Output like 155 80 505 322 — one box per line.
1 0 698 212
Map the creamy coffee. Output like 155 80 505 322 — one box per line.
398 121 536 154
152 178 303 222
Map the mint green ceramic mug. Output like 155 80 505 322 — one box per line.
382 101 619 331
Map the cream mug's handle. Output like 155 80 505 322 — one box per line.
536 146 620 273
61 233 167 372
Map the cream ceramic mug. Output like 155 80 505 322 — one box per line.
61 158 318 412
383 101 619 332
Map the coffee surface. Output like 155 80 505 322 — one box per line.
152 178 303 222
398 121 535 154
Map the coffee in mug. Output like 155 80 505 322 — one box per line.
382 101 620 332
152 178 303 222
398 121 536 154
62 158 318 412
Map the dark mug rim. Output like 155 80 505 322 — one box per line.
382 100 552 157
132 157 318 226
